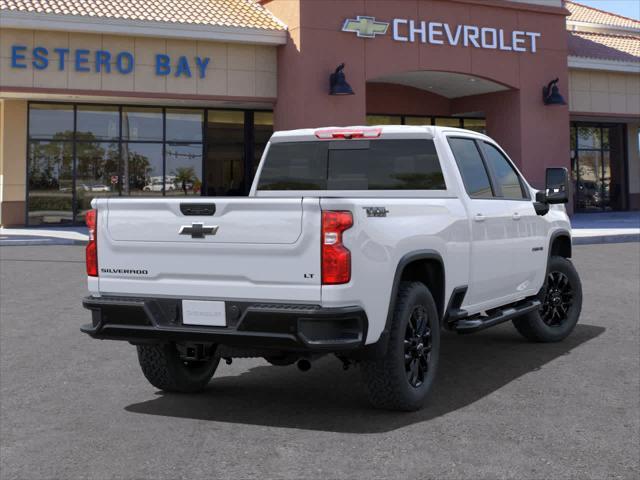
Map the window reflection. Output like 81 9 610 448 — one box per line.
206 110 245 196
122 143 164 196
76 142 120 220
254 111 273 171
28 140 74 225
166 144 203 196
28 104 74 140
77 106 119 140
166 109 203 143
122 107 163 141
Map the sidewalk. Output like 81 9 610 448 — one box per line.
0 226 88 246
1 212 639 246
571 212 640 245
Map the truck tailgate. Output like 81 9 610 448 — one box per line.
95 197 321 303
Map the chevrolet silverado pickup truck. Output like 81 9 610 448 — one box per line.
81 125 582 411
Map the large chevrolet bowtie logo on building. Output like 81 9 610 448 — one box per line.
342 16 389 38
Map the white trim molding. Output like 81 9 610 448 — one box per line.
568 56 640 73
0 10 288 45
567 21 640 37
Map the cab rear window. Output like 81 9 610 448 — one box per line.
257 140 446 191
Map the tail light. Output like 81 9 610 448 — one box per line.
322 211 353 285
315 127 382 140
85 209 98 277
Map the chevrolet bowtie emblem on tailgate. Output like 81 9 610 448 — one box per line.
342 16 389 38
179 222 219 239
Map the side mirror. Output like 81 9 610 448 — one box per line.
544 167 569 204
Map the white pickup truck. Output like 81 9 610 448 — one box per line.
82 125 582 411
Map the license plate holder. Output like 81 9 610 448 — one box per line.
182 300 226 327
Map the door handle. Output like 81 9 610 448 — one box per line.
474 213 486 223
512 212 522 221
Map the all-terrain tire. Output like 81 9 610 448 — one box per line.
136 343 220 393
513 255 582 342
361 281 440 411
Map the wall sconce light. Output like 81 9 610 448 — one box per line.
329 63 354 95
543 78 567 106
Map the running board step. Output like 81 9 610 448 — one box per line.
454 299 541 335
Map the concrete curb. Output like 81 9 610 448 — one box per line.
573 234 640 245
0 238 88 246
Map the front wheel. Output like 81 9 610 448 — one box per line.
513 255 583 342
136 343 220 393
361 281 440 411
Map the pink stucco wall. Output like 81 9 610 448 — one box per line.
264 0 571 190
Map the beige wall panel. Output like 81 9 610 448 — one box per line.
227 70 255 97
255 46 277 73
255 71 277 98
0 57 34 86
166 73 197 95
197 42 228 70
135 38 166 66
33 65 68 89
196 69 227 96
569 69 640 116
0 100 27 201
589 73 608 93
0 29 276 99
0 29 34 58
69 33 102 52
627 95 640 115
101 71 135 91
228 44 255 71
33 31 69 50
569 89 591 112
590 93 610 113
167 39 197 59
609 93 627 114
101 35 135 53
134 65 166 93
608 73 627 94
68 67 101 90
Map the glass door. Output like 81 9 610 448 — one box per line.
572 124 627 212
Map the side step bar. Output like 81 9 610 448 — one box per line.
452 299 541 335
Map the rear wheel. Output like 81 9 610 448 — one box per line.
136 343 219 393
361 282 440 411
513 255 582 342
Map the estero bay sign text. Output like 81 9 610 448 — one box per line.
9 45 211 78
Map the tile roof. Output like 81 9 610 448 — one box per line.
0 0 286 30
568 31 640 62
566 1 640 30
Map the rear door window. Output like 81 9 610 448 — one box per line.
258 140 446 191
447 137 494 198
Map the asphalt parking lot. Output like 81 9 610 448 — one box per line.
1 243 638 479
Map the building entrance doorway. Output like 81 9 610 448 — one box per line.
571 123 627 212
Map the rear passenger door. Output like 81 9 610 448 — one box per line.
447 137 516 310
479 141 546 297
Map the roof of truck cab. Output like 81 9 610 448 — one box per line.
269 125 490 142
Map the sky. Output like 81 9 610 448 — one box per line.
576 0 640 20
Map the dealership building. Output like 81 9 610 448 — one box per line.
0 0 638 226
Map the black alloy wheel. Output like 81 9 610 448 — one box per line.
404 305 432 388
540 271 574 327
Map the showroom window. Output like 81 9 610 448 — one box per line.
26 103 273 225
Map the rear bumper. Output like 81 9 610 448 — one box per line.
81 296 367 352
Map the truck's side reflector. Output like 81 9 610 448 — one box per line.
86 209 98 277
322 211 353 285
315 128 382 140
